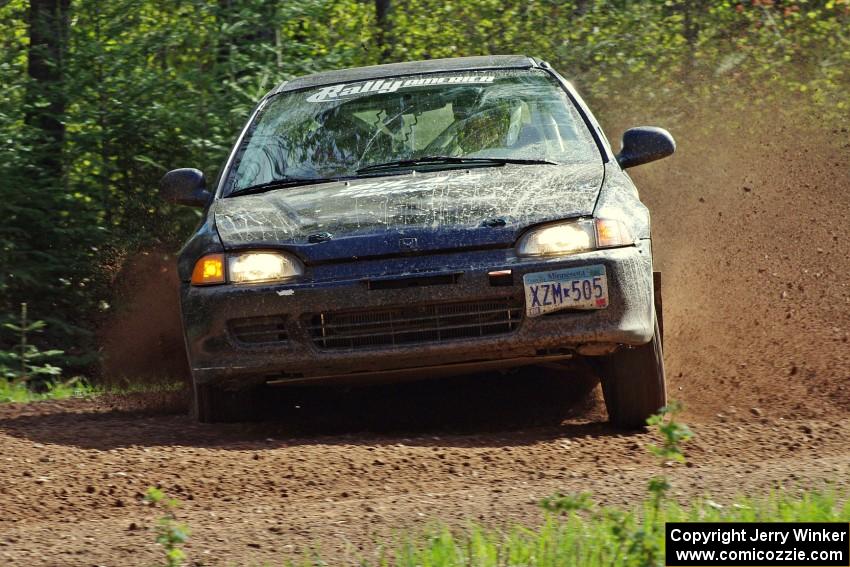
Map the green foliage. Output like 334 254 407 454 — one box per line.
145 487 190 567
345 491 850 567
0 376 94 403
533 404 693 566
646 401 694 464
539 491 594 515
641 402 692 563
646 400 693 512
398 404 836 566
0 303 63 382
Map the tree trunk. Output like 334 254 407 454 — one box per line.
574 0 590 16
216 0 278 81
24 0 71 182
680 0 704 82
375 0 392 62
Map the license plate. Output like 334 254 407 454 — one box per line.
523 265 609 317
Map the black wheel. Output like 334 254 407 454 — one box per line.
192 381 264 423
600 316 667 429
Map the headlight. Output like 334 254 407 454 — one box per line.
227 251 304 284
516 220 595 256
192 251 304 286
516 219 634 257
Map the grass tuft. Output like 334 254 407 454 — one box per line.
0 377 96 403
343 491 849 567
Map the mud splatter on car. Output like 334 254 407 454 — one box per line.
160 55 675 425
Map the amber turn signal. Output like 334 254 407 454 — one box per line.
191 254 225 286
595 219 634 248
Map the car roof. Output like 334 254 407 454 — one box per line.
271 55 543 95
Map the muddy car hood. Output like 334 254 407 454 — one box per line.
214 163 604 262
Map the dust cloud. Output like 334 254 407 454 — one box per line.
633 108 849 420
98 105 849 423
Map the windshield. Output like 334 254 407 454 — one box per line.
224 69 600 195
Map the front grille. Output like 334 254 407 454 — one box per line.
307 298 522 350
229 315 289 345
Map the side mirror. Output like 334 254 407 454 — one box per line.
616 127 676 169
160 168 212 208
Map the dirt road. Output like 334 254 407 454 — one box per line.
1 118 848 566
1 397 848 566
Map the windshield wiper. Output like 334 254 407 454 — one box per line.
228 168 421 197
229 157 558 197
228 176 346 197
355 156 557 175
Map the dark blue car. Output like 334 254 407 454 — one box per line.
161 55 675 426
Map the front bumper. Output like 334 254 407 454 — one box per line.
181 241 654 387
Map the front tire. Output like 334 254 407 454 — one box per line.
600 317 667 429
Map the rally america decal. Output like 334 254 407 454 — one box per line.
306 75 496 103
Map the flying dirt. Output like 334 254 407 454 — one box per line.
0 112 847 566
